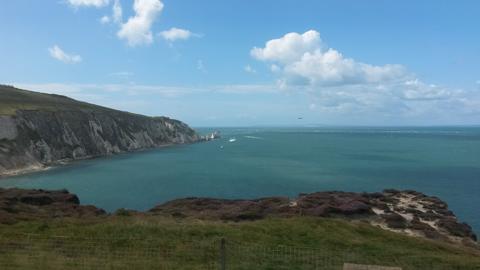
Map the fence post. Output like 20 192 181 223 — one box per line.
220 238 226 270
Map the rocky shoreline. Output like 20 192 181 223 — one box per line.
0 144 179 179
0 188 476 247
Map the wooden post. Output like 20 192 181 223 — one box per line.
220 238 226 270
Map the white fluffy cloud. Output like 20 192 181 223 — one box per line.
48 45 82 64
69 0 191 47
252 30 406 87
252 30 321 64
251 30 479 121
67 0 110 8
159 27 194 42
117 0 164 46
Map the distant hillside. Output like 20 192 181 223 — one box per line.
0 85 200 176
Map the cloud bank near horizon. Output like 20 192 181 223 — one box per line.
250 30 478 122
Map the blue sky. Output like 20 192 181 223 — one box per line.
1 0 479 126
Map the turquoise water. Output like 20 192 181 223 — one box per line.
1 127 479 233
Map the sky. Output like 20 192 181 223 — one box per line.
1 0 479 127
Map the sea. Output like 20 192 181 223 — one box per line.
0 126 479 233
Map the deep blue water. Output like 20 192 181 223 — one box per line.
0 127 479 233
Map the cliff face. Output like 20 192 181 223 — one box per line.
0 86 200 176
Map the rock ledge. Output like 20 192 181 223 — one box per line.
150 189 477 246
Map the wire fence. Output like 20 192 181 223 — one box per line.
222 240 479 270
0 234 478 270
0 234 214 270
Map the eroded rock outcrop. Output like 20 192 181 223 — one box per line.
369 190 477 245
0 188 105 224
149 190 478 246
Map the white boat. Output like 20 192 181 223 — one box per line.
228 138 236 142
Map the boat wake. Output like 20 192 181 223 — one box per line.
244 135 264 140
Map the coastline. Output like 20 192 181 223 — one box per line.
0 86 204 181
0 143 177 179
0 164 51 179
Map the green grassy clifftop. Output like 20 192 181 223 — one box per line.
1 216 479 269
0 85 113 115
